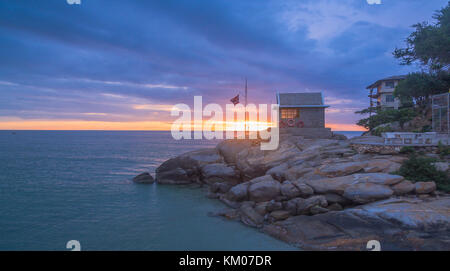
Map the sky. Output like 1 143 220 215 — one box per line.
0 0 448 131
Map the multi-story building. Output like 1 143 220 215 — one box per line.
366 75 406 110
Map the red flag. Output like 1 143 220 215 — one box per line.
230 94 239 105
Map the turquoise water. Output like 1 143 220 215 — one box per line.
0 131 297 251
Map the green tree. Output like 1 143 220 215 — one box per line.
355 108 416 130
394 72 450 106
393 2 450 72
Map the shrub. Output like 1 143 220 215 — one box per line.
396 155 450 192
399 146 416 154
438 141 450 158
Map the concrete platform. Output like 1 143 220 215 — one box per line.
280 128 333 139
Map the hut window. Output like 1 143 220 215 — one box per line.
281 108 299 119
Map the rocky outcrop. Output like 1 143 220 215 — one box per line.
148 134 448 250
264 197 450 250
156 148 223 184
132 172 154 184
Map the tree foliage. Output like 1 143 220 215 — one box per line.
355 108 417 130
394 71 450 106
393 2 450 72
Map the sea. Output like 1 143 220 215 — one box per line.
0 130 363 251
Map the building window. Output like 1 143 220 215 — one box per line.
385 81 395 88
385 95 395 103
281 108 299 119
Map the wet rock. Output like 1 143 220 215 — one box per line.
255 202 270 216
210 182 233 193
391 180 415 195
225 182 250 202
132 172 154 184
248 176 281 202
240 201 264 227
415 182 437 194
156 148 222 184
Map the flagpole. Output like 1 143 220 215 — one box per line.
245 78 248 136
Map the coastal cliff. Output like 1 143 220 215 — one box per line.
147 135 450 250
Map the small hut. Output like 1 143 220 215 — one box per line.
276 92 332 138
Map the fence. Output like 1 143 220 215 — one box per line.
432 92 449 135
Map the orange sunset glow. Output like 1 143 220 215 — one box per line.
0 119 365 131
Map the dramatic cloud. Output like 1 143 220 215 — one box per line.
0 0 447 130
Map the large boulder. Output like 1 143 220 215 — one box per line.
225 182 250 202
248 175 281 202
201 163 239 185
391 180 415 195
216 139 254 164
363 159 401 173
415 182 437 194
316 161 367 177
156 148 223 184
342 183 394 204
132 172 154 184
236 141 302 180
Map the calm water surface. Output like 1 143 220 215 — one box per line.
0 131 299 250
